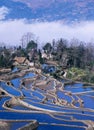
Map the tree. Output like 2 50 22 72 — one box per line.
55 38 67 62
70 38 80 47
84 43 94 70
43 43 52 53
56 38 67 52
38 49 43 64
20 32 35 48
52 39 56 52
26 40 38 63
0 48 12 67
76 43 85 68
26 40 37 51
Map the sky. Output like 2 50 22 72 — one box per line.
0 0 94 47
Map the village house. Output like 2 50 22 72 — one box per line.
13 56 30 66
42 52 53 60
42 52 49 60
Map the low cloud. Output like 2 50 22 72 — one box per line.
0 6 9 20
0 19 94 47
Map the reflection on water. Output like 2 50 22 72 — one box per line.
0 71 94 130
38 125 85 130
65 84 93 93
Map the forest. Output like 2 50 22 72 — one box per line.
0 33 94 83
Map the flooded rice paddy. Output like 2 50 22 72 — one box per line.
0 68 94 130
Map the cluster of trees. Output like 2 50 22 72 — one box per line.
0 33 38 68
43 38 94 70
0 47 12 67
0 32 94 72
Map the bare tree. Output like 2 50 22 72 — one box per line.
70 38 80 47
20 32 35 48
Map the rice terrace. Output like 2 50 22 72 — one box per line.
0 64 94 130
1 0 94 130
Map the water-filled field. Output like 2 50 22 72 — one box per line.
0 68 94 130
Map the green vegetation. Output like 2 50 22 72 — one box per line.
1 33 94 84
67 67 94 84
26 40 37 51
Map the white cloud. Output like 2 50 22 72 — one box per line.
0 19 94 47
0 6 9 20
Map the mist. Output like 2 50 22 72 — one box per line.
0 19 94 46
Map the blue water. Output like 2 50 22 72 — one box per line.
53 115 72 120
11 78 21 88
11 72 36 89
23 72 35 78
35 88 46 94
22 89 34 98
0 112 86 127
12 67 19 73
57 91 72 102
1 82 21 96
66 113 94 121
64 83 83 88
22 100 91 120
13 105 31 110
0 97 11 110
61 79 68 82
38 125 85 130
32 90 44 100
79 95 94 109
1 71 94 130
22 100 67 112
75 102 80 107
42 64 56 73
64 85 92 93
72 95 78 100
85 92 94 96
23 98 42 103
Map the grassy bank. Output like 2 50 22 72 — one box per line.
67 67 94 84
